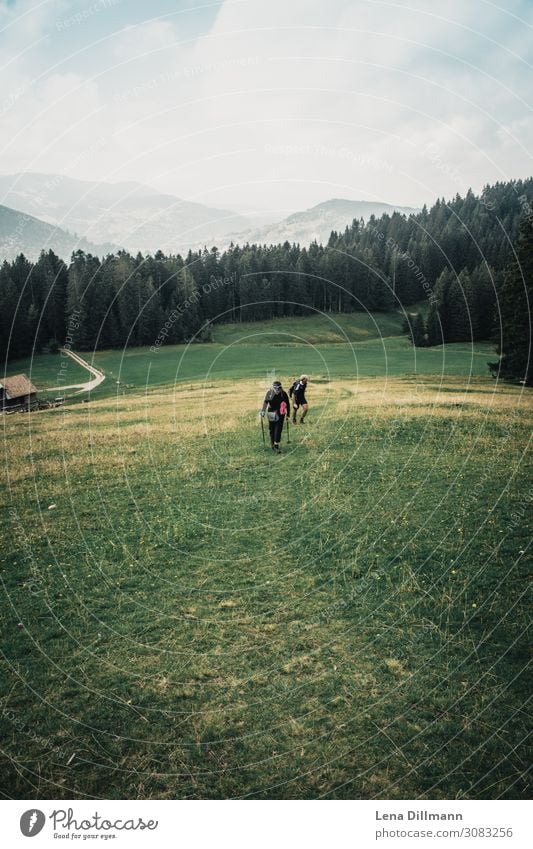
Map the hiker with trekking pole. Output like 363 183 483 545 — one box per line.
260 380 290 453
289 374 309 424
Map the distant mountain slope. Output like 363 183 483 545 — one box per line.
0 173 251 255
0 204 117 261
232 198 420 246
0 174 420 257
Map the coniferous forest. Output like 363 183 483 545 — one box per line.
1 177 532 383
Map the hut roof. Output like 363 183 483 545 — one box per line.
0 374 38 399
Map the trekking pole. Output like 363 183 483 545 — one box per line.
260 414 266 448
286 418 290 444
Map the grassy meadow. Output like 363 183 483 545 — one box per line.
17 310 498 404
1 316 531 799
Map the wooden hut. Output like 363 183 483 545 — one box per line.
0 374 38 411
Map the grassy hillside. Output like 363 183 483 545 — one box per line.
15 332 497 401
11 310 408 394
210 310 406 344
4 353 90 392
86 337 498 399
12 310 497 405
1 373 530 799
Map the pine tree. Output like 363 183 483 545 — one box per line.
411 312 427 346
0 261 18 361
489 216 533 384
471 264 497 340
5 254 34 359
426 268 453 344
40 250 68 347
137 275 163 345
447 271 473 343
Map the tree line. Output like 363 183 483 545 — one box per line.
0 177 531 383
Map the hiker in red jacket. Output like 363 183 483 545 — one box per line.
260 381 290 452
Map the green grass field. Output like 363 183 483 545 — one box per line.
4 353 90 394
210 310 407 345
101 336 495 386
12 311 499 405
1 316 531 800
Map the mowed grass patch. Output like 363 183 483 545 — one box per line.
210 310 406 345
88 337 497 400
1 376 531 799
2 351 90 392
6 310 498 406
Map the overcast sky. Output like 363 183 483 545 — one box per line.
1 0 532 215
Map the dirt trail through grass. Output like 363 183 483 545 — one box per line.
46 348 106 394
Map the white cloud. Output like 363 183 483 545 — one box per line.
109 19 178 61
1 0 532 213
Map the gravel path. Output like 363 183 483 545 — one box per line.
47 349 106 394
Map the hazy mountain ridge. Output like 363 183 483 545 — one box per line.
0 204 117 262
0 174 420 259
231 199 420 247
0 173 251 256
